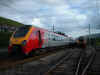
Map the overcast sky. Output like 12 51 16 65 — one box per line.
0 0 100 38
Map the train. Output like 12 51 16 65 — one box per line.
8 25 73 56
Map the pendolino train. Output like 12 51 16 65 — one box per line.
8 25 73 56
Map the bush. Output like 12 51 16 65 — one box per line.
0 32 12 48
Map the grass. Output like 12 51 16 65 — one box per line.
0 17 24 27
96 39 100 46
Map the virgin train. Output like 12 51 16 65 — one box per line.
8 25 73 56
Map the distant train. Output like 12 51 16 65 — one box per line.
8 25 73 56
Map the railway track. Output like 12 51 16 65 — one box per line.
45 49 80 75
86 47 100 75
75 49 96 75
0 46 69 70
45 47 96 75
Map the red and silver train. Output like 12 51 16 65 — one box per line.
8 25 73 55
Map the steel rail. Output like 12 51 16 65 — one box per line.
45 52 73 75
75 48 96 75
81 52 96 75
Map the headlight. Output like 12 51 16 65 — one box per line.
22 40 26 46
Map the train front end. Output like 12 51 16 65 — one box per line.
8 25 32 55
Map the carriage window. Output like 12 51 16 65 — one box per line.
48 33 50 40
44 32 48 39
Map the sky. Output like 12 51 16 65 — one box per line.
0 0 100 38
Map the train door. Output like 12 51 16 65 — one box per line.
37 30 42 48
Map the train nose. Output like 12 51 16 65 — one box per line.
15 40 18 42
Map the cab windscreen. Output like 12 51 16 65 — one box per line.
13 26 30 38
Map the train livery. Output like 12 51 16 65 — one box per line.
8 25 72 55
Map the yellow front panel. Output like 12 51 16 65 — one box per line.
10 26 34 45
10 37 25 45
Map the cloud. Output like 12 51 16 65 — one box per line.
0 0 99 38
32 18 44 27
0 0 14 7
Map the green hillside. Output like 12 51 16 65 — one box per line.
0 17 24 48
0 17 24 27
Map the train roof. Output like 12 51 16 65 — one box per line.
23 25 68 37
